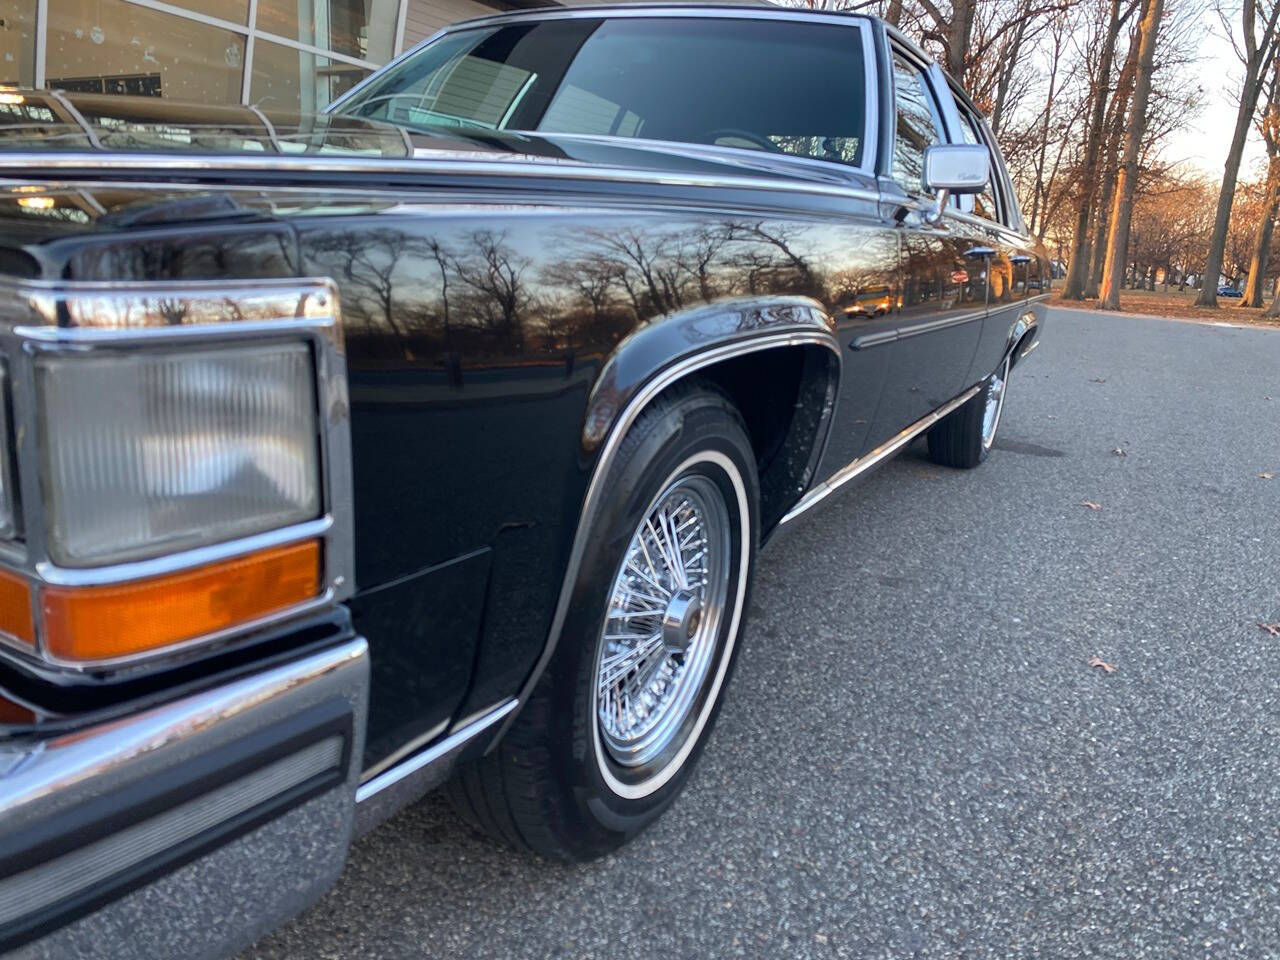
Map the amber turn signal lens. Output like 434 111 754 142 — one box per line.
0 568 33 647
42 540 321 662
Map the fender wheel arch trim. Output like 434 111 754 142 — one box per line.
488 329 840 749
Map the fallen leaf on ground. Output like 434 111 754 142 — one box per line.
1259 622 1280 638
1081 500 1103 510
1112 447 1127 457
1089 377 1108 383
1260 472 1274 480
1088 657 1116 674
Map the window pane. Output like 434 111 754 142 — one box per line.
891 52 942 194
954 107 998 222
0 0 37 86
255 0 396 63
340 18 868 168
46 0 245 103
250 39 368 113
163 0 249 28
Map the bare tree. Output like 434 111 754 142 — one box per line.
1244 62 1280 304
1064 0 1138 299
1196 0 1280 305
1099 0 1165 308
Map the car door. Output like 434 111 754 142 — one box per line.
863 47 990 452
946 86 1042 386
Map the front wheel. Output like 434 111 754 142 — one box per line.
927 354 1010 469
445 384 759 860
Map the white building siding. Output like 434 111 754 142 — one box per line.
400 0 756 53
402 0 497 48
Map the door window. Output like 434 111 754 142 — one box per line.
340 18 871 169
890 51 944 195
952 105 1000 223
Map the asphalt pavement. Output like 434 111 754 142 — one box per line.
243 307 1280 959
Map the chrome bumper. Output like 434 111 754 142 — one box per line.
0 636 368 960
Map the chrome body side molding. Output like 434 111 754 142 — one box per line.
852 292 1051 351
779 384 982 525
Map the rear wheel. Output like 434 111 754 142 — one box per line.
445 384 758 860
927 354 1010 469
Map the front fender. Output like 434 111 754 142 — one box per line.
582 295 840 451
493 295 840 746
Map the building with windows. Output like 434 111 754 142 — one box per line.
0 0 623 114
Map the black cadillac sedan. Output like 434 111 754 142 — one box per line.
0 6 1046 957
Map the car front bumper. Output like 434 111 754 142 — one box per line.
0 635 368 960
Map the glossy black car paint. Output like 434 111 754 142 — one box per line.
0 12 1047 778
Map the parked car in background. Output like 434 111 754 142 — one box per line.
1218 285 1243 297
0 6 1046 958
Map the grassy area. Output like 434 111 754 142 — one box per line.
1050 286 1280 327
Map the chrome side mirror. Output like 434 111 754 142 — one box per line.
922 143 990 225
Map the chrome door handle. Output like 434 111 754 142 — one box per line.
963 246 996 259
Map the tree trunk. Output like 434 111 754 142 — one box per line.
946 0 978 77
1086 50 1135 298
1195 2 1280 306
1065 0 1126 300
1198 90 1263 305
1243 186 1278 306
1099 0 1163 311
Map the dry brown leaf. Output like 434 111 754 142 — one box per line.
1259 622 1280 638
1260 472 1274 480
1081 500 1103 510
1088 657 1116 674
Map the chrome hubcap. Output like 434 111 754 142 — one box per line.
981 357 1010 450
595 474 730 769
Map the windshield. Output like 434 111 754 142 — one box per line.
338 17 869 168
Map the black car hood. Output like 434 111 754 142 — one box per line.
0 89 857 188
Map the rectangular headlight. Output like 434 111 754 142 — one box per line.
37 342 321 567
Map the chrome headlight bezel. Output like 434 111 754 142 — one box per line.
0 276 354 669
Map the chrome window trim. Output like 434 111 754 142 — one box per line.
331 7 883 112
326 8 881 179
492 329 841 745
0 152 885 205
0 277 355 670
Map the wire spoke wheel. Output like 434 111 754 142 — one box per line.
981 354 1010 451
595 473 731 769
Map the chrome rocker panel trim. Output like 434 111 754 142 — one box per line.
353 698 518 835
779 384 983 525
